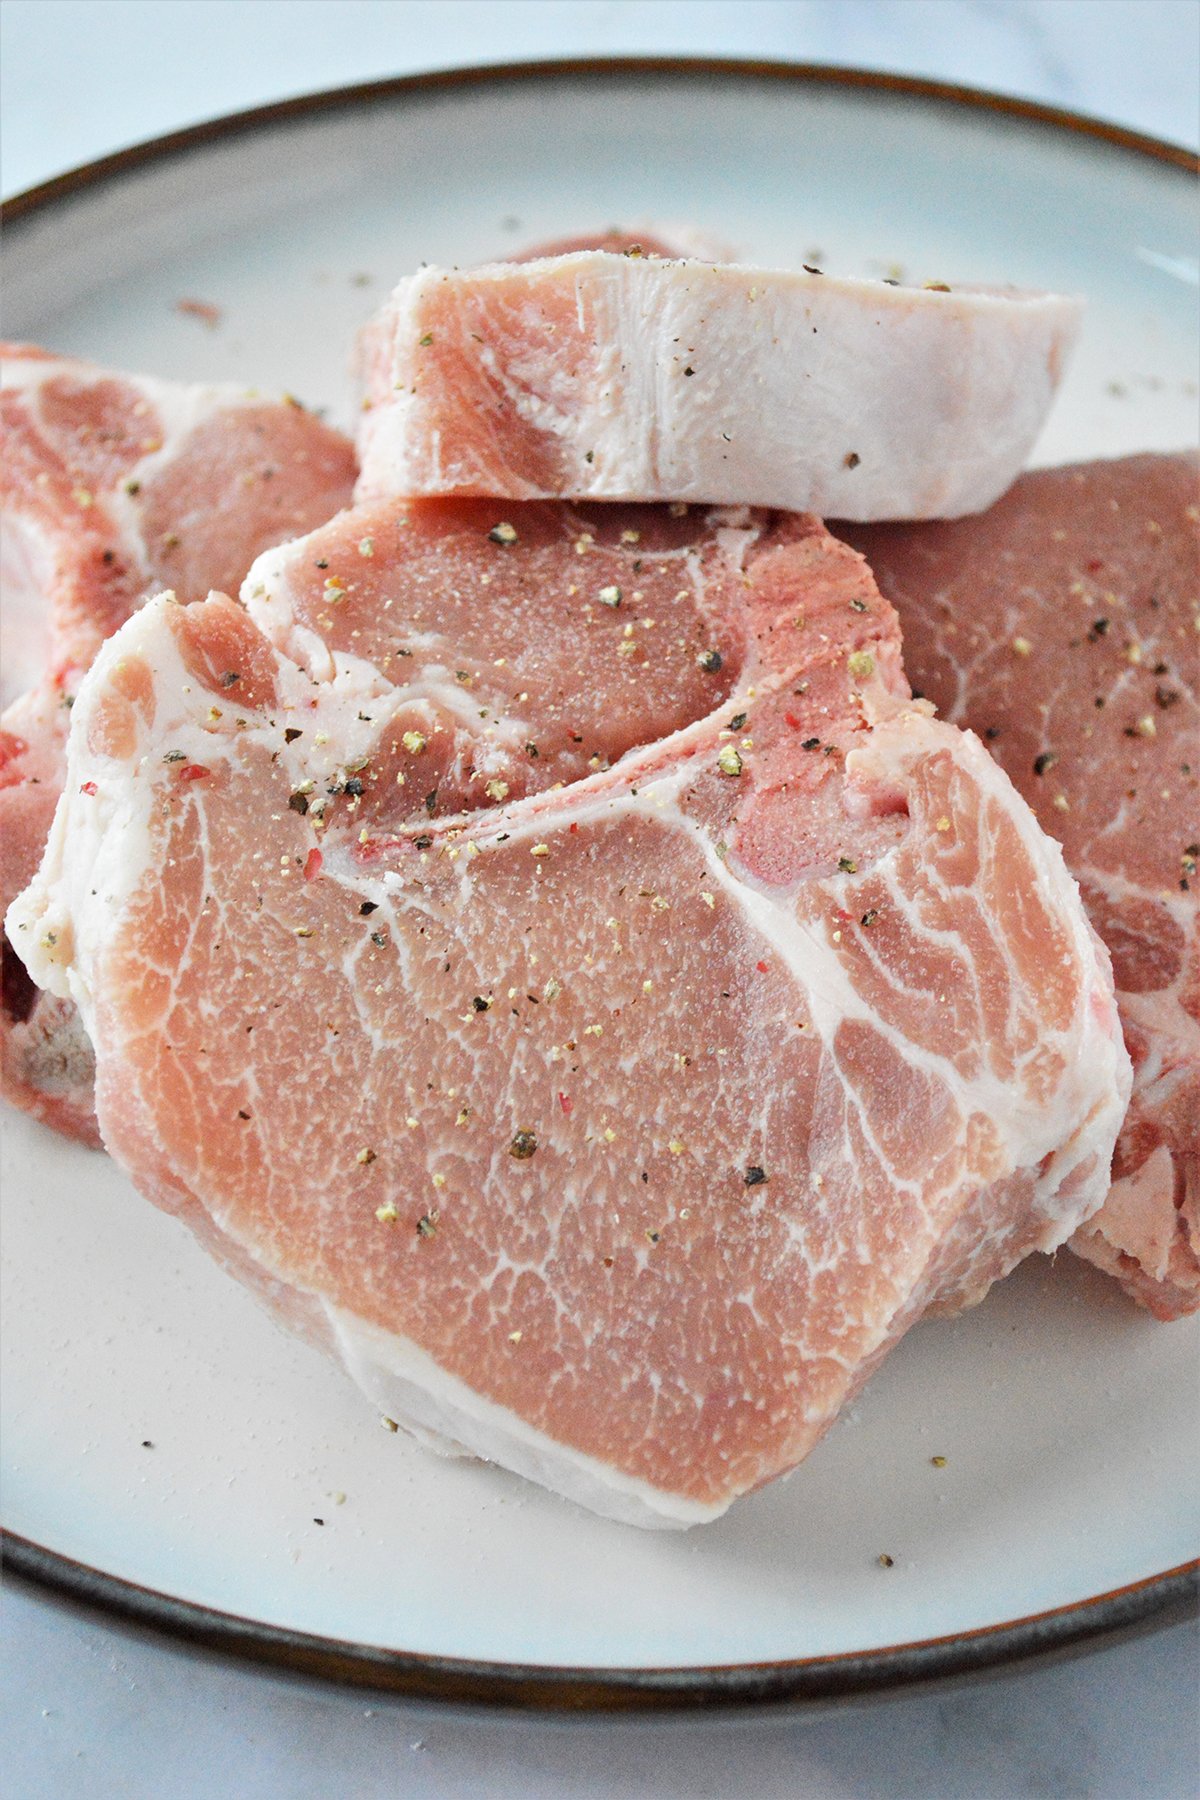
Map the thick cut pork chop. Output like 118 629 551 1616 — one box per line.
357 252 1081 520
0 344 357 1142
11 508 1128 1525
843 453 1199 1319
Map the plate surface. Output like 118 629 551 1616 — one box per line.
2 61 1197 1704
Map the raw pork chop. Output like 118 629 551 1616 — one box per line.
12 505 1128 1525
842 453 1199 1319
356 252 1081 519
1 343 357 700
0 344 357 1142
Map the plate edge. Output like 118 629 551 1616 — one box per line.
1 55 1196 225
4 1532 1196 1711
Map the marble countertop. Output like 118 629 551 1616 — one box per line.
2 4 1197 1796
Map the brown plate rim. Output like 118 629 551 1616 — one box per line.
4 1533 1197 1712
2 55 1196 1710
0 54 1196 221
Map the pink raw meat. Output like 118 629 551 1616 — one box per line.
356 252 1080 519
0 343 357 1143
842 452 1199 1319
12 501 1128 1523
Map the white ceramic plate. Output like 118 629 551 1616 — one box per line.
2 61 1197 1708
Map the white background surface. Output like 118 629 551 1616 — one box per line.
1 3 1197 1796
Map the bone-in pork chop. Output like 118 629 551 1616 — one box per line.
0 344 357 1142
357 253 1081 520
842 453 1199 1319
11 505 1128 1524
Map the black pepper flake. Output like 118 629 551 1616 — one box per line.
525 742 540 759
1088 617 1110 640
1156 686 1180 709
844 451 861 470
471 995 492 1012
1033 752 1058 776
744 1166 767 1187
803 264 823 275
344 777 365 798
698 649 723 672
284 727 303 743
370 930 388 947
729 712 747 730
288 791 309 815
984 727 1002 741
424 789 438 816
801 737 821 751
860 909 879 928
315 559 329 570
683 365 695 377
416 1212 438 1238
838 856 857 874
509 1129 538 1160
849 598 869 613
359 901 378 916
313 1518 325 1527
219 670 240 688
878 1553 895 1568
412 833 433 850
101 548 115 565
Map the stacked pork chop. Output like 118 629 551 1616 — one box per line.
1 345 357 1141
844 455 1200 1319
3 237 1191 1527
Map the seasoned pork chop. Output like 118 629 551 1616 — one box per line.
11 504 1128 1523
0 344 356 1141
1 344 356 701
843 453 1199 1319
357 253 1080 519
